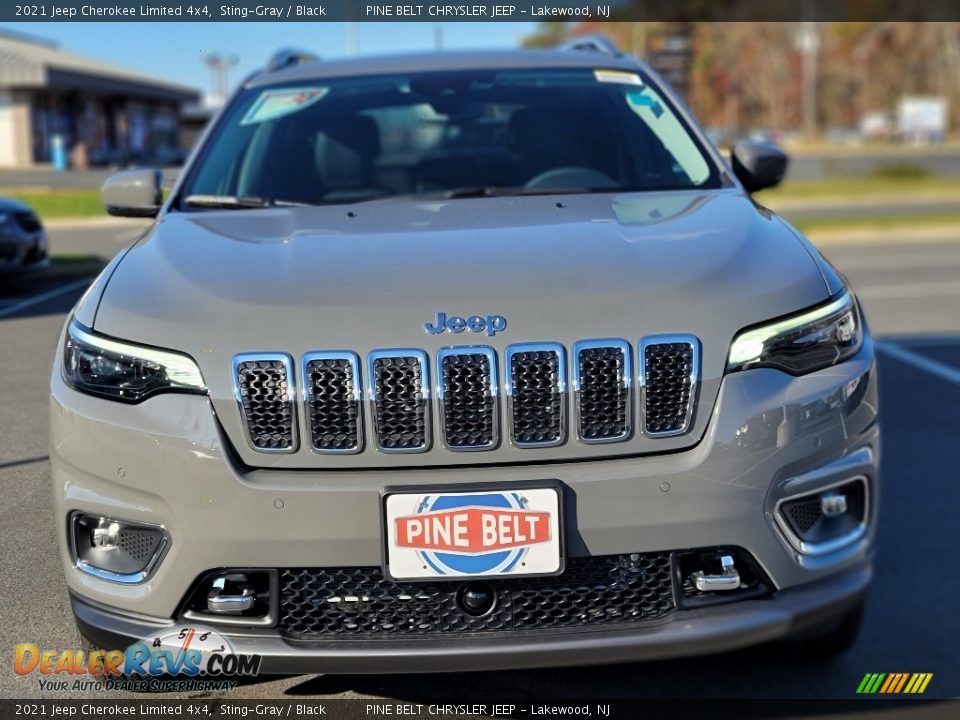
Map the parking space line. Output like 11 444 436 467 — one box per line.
877 341 960 386
0 278 91 319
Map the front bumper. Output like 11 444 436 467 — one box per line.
72 559 870 673
51 335 879 667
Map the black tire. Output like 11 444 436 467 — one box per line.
783 599 865 660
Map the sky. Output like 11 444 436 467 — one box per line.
2 22 537 101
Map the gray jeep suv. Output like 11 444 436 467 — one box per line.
52 39 878 673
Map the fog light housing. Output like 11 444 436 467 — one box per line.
776 478 867 555
70 512 168 583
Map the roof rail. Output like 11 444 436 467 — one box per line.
266 49 320 73
559 35 623 58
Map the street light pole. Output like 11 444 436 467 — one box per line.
798 21 819 140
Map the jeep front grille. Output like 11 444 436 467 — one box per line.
438 347 498 450
574 341 632 443
232 336 699 455
369 350 430 453
233 354 298 452
641 336 699 437
303 352 362 453
506 344 566 447
278 552 675 638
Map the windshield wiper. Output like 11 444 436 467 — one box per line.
183 194 309 209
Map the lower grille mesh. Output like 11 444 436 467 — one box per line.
279 553 675 638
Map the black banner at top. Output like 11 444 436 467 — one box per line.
4 0 960 23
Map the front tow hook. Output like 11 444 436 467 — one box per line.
691 554 741 592
207 575 256 614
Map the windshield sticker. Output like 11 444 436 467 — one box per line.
594 70 644 86
627 91 665 119
240 87 328 126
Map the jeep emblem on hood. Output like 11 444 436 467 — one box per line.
424 312 507 337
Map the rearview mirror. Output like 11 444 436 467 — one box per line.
101 169 163 218
731 141 788 193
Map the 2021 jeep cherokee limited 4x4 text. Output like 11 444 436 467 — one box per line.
52 40 878 672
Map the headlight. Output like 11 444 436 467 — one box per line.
726 291 862 375
63 319 206 402
0 212 9 224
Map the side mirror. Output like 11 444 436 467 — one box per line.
731 141 789 193
101 169 163 218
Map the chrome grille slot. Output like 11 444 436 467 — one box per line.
506 343 566 448
438 347 498 451
574 340 632 443
233 354 298 452
641 336 699 437
369 350 430 453
303 352 362 453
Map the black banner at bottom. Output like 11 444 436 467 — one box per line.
0 699 956 720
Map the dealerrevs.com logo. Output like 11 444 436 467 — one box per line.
14 626 261 691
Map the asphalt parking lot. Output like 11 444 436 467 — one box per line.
0 221 958 708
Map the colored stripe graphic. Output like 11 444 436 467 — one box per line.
879 674 896 693
857 673 933 694
893 674 910 693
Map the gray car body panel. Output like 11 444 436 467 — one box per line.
91 190 832 468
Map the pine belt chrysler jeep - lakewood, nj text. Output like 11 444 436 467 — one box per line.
51 38 878 673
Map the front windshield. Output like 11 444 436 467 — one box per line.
181 68 721 206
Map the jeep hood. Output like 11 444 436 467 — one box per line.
93 189 832 469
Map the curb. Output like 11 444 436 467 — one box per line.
808 225 960 247
762 192 960 212
43 217 152 230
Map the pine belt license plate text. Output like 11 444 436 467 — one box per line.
384 488 562 580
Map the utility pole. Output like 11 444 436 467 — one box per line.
346 22 358 56
798 21 819 140
204 53 239 108
434 23 445 51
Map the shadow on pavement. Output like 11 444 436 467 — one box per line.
0 256 103 321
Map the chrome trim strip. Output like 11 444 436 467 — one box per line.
504 342 567 448
68 511 170 585
368 349 431 454
231 352 299 454
572 339 633 444
639 334 700 438
302 351 364 455
436 345 500 452
774 475 870 557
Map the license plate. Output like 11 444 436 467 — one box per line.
384 487 562 580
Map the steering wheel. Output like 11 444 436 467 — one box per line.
524 166 620 190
